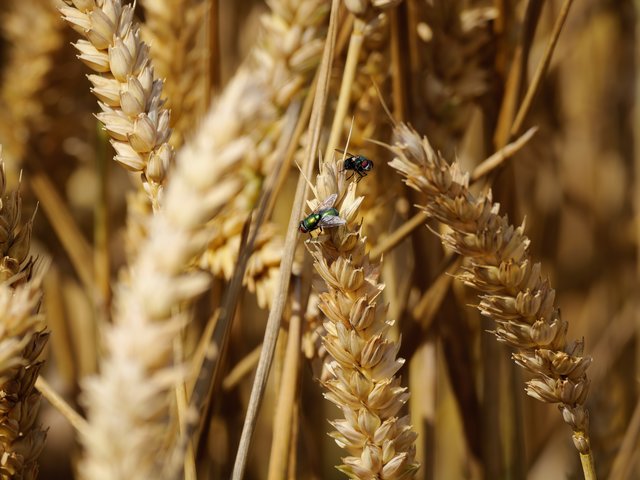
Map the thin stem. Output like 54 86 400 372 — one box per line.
35 376 89 437
231 1 340 476
222 343 262 391
29 170 94 295
324 16 365 160
472 127 538 181
581 451 597 480
371 211 428 259
267 280 303 480
510 0 574 137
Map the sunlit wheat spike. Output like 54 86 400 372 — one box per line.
60 0 174 210
305 159 419 479
78 69 270 480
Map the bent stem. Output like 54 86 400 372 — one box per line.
509 0 575 138
324 17 365 159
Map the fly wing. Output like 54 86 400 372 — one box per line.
318 214 346 229
316 193 338 212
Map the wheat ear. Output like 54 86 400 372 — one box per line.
415 2 497 154
0 148 49 479
306 159 419 479
200 0 329 308
389 124 595 476
77 70 267 480
60 0 173 209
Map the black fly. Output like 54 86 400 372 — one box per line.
336 149 374 182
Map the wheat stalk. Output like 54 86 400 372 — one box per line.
389 123 596 477
0 148 49 479
0 0 65 178
77 69 268 480
60 0 174 209
305 158 419 479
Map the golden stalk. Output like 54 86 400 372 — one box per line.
267 280 303 480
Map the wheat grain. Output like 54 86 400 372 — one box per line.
389 123 594 464
305 158 419 479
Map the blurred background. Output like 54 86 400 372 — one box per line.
0 0 638 479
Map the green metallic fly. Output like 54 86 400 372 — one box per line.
298 193 346 234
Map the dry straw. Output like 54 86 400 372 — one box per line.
61 0 174 209
306 158 419 479
389 123 595 477
0 148 49 479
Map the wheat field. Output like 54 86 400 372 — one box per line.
0 0 636 479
